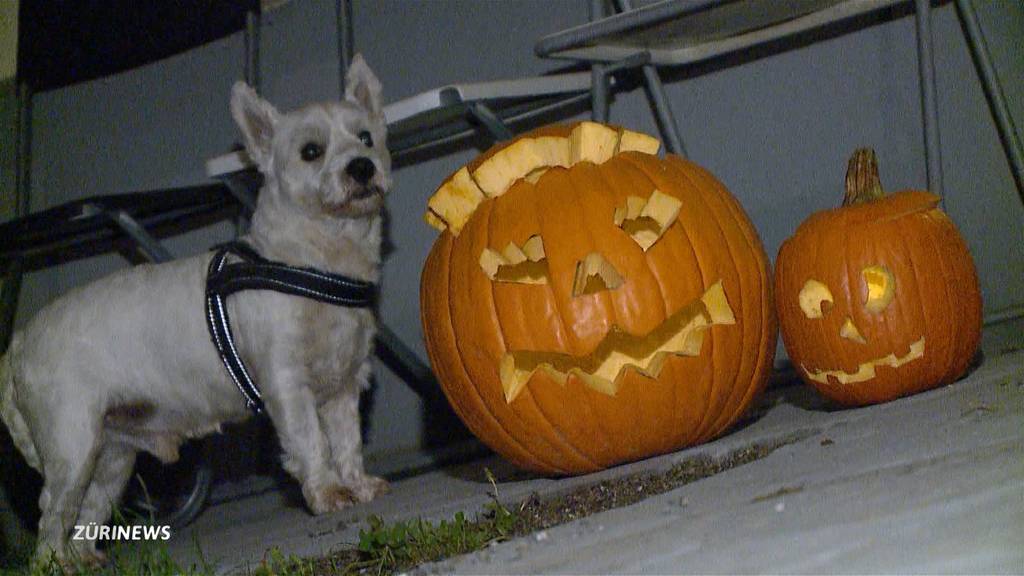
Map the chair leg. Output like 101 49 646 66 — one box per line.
955 0 1024 205
639 64 686 157
612 0 687 157
466 102 514 142
589 0 609 122
915 0 944 199
0 263 21 353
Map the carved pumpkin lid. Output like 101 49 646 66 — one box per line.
424 121 662 236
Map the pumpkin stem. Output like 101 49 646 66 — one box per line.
843 148 886 206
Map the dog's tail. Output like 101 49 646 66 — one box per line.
0 333 40 471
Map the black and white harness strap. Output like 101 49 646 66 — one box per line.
204 241 377 415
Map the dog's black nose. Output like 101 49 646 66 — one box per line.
346 157 376 185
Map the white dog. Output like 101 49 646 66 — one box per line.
0 54 391 564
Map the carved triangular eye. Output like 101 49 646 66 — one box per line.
479 235 548 284
572 253 624 296
614 190 681 251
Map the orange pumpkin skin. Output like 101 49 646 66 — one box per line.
775 152 982 407
420 124 776 475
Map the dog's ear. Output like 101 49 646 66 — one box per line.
231 81 280 167
344 54 383 117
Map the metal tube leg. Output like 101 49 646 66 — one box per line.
915 0 944 198
590 0 609 122
244 10 261 92
613 0 686 157
103 209 174 264
467 102 514 142
955 0 1024 205
337 0 354 93
373 323 446 406
2 84 33 352
0 262 21 352
640 64 686 157
592 64 609 122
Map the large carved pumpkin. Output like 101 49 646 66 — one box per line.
775 149 982 406
420 122 776 474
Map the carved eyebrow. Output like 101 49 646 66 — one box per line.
479 235 548 284
614 190 681 251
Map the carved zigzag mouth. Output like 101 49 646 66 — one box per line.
499 281 735 403
803 337 926 385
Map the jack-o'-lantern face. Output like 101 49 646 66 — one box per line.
421 122 777 474
776 149 982 407
794 265 924 386
478 217 737 403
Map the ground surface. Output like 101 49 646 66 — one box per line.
168 326 1024 574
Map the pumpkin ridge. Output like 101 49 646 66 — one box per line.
532 170 595 357
703 168 774 432
601 156 671 326
566 162 623 347
671 158 771 436
618 156 710 315
842 213 874 402
842 212 866 377
525 374 614 470
621 153 723 445
482 192 605 470
561 160 652 457
874 220 909 395
533 166 622 462
604 155 699 448
811 217 850 400
908 214 957 387
843 220 880 405
457 200 586 472
661 158 740 439
528 170 625 467
421 239 497 452
893 216 942 397
494 184 612 470
630 156 720 444
597 156 678 453
420 240 493 456
658 157 741 442
931 210 981 382
425 235 564 473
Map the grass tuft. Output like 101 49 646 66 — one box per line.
0 538 211 576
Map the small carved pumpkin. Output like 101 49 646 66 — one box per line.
420 122 776 474
775 149 982 406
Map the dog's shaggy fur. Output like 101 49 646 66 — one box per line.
0 54 391 564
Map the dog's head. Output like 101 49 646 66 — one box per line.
231 54 391 219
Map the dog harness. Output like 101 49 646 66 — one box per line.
205 241 377 414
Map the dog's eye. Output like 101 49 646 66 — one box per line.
300 142 324 162
358 130 374 148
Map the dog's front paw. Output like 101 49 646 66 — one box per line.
345 474 389 503
303 483 358 514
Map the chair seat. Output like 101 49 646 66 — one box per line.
535 0 910 65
